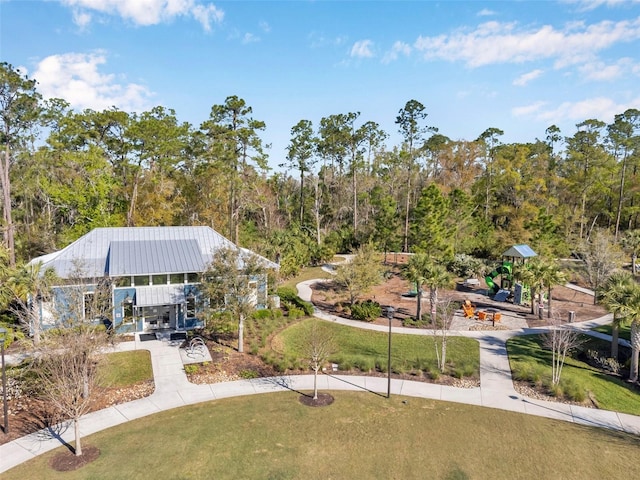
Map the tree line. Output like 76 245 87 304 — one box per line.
2 62 640 274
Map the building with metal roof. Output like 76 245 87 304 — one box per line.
29 226 277 334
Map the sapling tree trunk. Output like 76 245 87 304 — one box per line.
630 321 640 383
542 316 583 385
302 321 336 400
432 298 455 373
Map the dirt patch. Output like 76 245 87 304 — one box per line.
299 392 334 407
309 269 606 328
0 381 154 446
49 445 100 471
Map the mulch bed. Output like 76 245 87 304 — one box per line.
299 392 335 407
49 445 100 471
310 270 606 328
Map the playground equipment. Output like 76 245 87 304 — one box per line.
486 244 537 304
485 262 513 295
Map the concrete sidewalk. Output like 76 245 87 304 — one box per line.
1 281 638 473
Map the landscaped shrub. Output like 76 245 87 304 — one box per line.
0 323 23 349
402 316 430 328
447 254 485 279
350 300 382 322
560 377 586 402
276 286 314 316
184 364 199 375
251 309 275 320
287 307 305 319
585 349 621 375
353 355 376 372
511 361 547 386
239 369 259 379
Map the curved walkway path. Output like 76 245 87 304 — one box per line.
1 281 639 473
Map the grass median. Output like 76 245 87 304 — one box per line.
507 334 640 415
272 318 479 380
5 391 640 479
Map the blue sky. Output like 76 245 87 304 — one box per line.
2 0 640 170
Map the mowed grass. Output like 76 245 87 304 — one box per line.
5 391 640 480
508 335 640 415
593 323 631 341
98 350 153 388
279 266 333 290
277 319 479 379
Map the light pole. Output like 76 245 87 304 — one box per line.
386 306 395 399
0 326 8 434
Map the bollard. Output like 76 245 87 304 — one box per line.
538 304 544 319
568 311 575 323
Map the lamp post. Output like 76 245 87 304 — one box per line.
386 306 395 399
0 326 8 434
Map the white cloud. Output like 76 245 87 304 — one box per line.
566 0 640 11
525 96 640 124
62 0 224 31
242 32 259 44
578 58 637 80
413 17 640 68
512 101 548 116
513 69 544 86
32 52 154 112
259 20 271 33
309 32 347 49
477 8 496 16
350 39 374 58
72 9 92 29
382 41 411 64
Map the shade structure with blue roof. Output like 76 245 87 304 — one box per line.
501 244 537 259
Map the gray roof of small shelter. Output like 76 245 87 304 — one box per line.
501 244 537 259
29 226 278 279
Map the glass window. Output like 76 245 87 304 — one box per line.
133 275 150 286
186 294 196 317
170 273 184 284
152 274 167 286
84 292 94 319
187 273 199 283
123 301 134 324
115 277 131 287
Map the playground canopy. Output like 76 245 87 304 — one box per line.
501 244 537 259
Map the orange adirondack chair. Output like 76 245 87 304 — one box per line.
462 300 476 318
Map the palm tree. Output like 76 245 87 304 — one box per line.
423 263 453 323
6 262 57 345
405 255 452 322
405 254 431 322
621 229 640 276
514 259 544 315
621 286 640 382
600 271 636 360
538 260 568 319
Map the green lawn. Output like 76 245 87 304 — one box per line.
279 265 333 290
508 335 640 415
593 323 631 341
275 318 479 379
98 350 153 388
5 392 640 480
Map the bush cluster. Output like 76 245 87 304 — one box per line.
349 300 382 322
446 254 486 279
276 286 314 316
